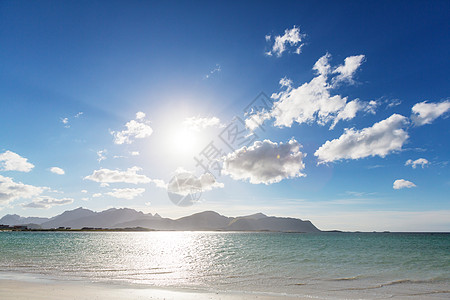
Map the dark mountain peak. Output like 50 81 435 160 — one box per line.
153 213 161 218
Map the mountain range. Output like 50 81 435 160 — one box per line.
0 207 320 233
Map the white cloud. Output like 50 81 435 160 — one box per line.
266 26 305 57
61 117 69 124
364 100 379 115
130 151 140 156
22 196 73 209
223 139 306 185
405 158 429 169
393 179 416 190
198 172 224 191
135 111 145 120
150 179 167 189
332 55 365 85
246 53 370 130
106 188 145 200
0 175 44 205
330 100 363 130
205 64 221 79
81 190 88 193
315 114 409 163
111 112 153 144
411 100 450 126
84 167 151 184
0 151 34 172
167 172 223 196
75 112 84 118
92 193 102 198
182 116 224 131
387 98 402 108
50 167 65 175
97 149 107 162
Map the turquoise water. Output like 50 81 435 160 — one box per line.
0 231 449 299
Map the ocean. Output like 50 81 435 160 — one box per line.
0 231 449 299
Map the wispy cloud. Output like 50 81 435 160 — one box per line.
106 188 145 200
111 112 153 145
405 158 429 169
22 196 73 209
205 64 221 79
386 98 402 108
265 26 305 57
182 116 224 131
97 149 107 162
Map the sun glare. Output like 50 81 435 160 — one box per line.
169 127 199 156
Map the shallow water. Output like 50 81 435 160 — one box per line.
0 231 449 299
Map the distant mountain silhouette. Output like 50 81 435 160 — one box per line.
0 214 49 226
0 207 321 232
41 207 97 228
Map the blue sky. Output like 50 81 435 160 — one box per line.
1 0 449 231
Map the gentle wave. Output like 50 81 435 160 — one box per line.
1 231 449 298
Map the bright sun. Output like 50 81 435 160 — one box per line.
169 128 199 156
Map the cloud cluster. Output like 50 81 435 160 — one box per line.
97 150 107 162
22 196 73 209
246 53 371 131
411 100 450 126
266 26 305 57
315 114 409 163
393 179 416 190
405 158 429 169
106 188 145 200
182 116 224 131
50 167 65 175
0 151 34 172
167 171 224 196
0 175 44 205
223 139 306 185
111 112 153 144
84 167 151 184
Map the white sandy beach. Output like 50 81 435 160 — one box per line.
0 278 301 300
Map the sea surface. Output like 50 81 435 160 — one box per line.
0 231 449 299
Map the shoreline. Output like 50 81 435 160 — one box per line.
0 272 303 300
